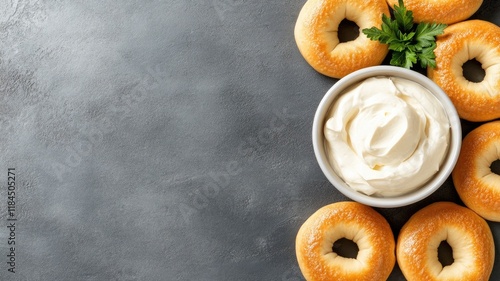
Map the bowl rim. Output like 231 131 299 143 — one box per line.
312 65 462 208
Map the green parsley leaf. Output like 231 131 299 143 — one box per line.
417 44 438 68
391 50 417 69
415 22 447 47
362 26 392 42
361 0 446 69
390 50 406 67
393 0 413 32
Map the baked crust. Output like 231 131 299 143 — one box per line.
294 0 389 78
397 202 495 281
386 0 483 24
295 201 395 281
453 121 500 221
428 20 500 122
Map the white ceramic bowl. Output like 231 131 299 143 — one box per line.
312 66 462 208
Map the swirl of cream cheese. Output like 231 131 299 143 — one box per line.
324 76 450 197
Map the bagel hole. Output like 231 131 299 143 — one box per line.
338 19 359 43
332 238 359 259
462 59 485 83
438 240 454 267
491 159 500 175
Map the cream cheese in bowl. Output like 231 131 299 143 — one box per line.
324 76 450 197
312 66 462 208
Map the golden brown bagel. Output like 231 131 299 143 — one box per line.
397 202 495 281
386 0 482 24
295 201 395 281
453 121 500 221
294 0 389 78
428 20 500 122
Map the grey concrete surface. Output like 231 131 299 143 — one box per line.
0 0 498 280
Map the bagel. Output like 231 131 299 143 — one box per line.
294 0 389 78
295 201 395 281
428 20 500 122
453 121 500 221
397 202 495 281
386 0 483 24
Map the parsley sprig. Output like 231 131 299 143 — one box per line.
362 0 447 69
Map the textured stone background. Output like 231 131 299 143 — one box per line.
0 0 498 280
